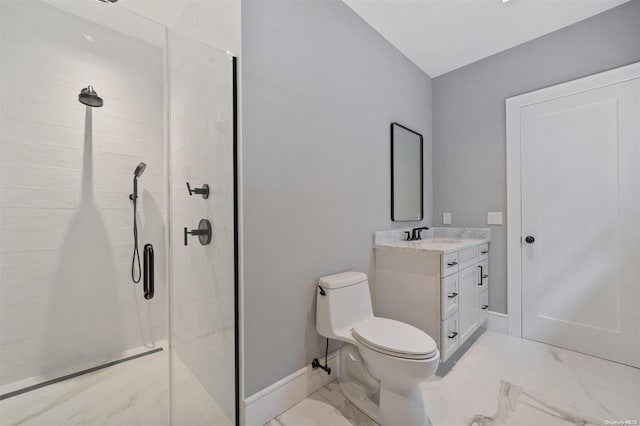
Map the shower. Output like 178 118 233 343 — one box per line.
130 162 146 283
78 86 103 107
0 2 239 421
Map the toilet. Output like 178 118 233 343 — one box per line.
316 271 439 426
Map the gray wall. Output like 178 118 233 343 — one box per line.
242 0 432 396
432 0 640 314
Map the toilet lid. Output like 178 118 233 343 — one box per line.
352 317 438 360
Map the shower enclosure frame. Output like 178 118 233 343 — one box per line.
232 56 241 426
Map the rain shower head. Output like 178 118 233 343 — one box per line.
134 162 147 178
79 86 103 107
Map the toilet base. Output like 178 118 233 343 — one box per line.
339 381 380 423
379 386 431 426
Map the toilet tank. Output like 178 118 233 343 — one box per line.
316 271 374 340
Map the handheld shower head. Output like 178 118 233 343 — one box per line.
134 162 147 178
130 163 147 202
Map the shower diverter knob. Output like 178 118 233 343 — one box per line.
184 219 212 246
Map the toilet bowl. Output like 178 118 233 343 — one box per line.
316 271 439 426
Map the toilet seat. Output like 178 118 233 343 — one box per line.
353 317 438 360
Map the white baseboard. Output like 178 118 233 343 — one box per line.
243 350 339 426
482 311 509 335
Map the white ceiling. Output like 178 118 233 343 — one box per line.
343 0 629 77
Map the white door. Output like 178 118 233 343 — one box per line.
519 72 640 367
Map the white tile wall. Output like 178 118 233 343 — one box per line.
0 0 168 387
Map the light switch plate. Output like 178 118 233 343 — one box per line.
443 212 451 225
487 212 503 225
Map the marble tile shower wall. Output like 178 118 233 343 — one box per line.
0 1 167 388
169 32 235 422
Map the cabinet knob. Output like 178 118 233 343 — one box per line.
447 292 458 299
481 250 488 254
447 261 458 266
525 236 535 244
481 305 489 310
447 332 458 339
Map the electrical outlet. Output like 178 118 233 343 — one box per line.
487 212 503 225
443 212 451 225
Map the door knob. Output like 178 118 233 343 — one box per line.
525 236 535 244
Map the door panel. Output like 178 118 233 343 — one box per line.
458 265 479 343
441 274 459 320
521 77 640 367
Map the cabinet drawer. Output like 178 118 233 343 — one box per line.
458 246 479 270
441 314 459 362
441 274 459 320
479 289 489 324
477 259 489 292
441 252 459 277
478 243 489 261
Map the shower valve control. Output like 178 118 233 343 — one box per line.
186 182 209 199
184 219 212 246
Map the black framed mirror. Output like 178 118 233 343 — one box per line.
391 122 423 221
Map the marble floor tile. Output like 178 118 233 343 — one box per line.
422 331 640 425
270 330 640 426
0 351 231 426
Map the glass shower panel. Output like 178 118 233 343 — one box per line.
0 1 170 424
168 31 236 426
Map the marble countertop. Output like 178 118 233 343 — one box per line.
373 226 491 254
374 237 489 254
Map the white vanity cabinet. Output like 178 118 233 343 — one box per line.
373 240 489 362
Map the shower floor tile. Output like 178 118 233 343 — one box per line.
0 350 231 426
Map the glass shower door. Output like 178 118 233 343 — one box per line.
168 31 238 426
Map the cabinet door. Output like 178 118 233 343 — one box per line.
479 289 489 324
441 314 459 362
458 265 479 343
441 274 459 320
478 243 489 261
458 245 479 270
477 260 489 292
441 252 459 277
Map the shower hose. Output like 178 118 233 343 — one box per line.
131 196 141 284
